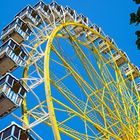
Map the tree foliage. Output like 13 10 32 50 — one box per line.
130 0 140 49
133 0 140 4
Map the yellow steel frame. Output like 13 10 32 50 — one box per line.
22 22 140 139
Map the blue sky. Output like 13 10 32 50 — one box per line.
0 0 139 139
0 0 139 68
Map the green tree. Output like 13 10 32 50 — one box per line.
130 0 140 49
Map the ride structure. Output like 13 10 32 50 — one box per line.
0 1 139 140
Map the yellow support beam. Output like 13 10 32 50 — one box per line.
21 22 139 139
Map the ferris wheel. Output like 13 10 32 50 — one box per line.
0 1 139 140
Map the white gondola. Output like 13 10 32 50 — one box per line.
99 36 114 54
124 64 139 81
86 24 101 44
0 38 27 76
0 73 27 118
1 17 32 44
15 5 42 26
112 50 128 67
94 24 102 33
64 6 77 22
34 1 47 13
106 35 115 44
74 14 88 35
34 1 47 11
0 122 34 139
49 2 64 22
34 1 53 24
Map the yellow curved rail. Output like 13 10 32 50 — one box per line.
44 22 124 140
22 22 140 139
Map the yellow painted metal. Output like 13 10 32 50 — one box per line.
29 112 90 140
51 97 121 139
22 67 29 128
44 22 111 139
44 32 61 139
91 42 136 136
25 100 97 139
43 22 140 139
21 21 140 139
52 43 135 138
